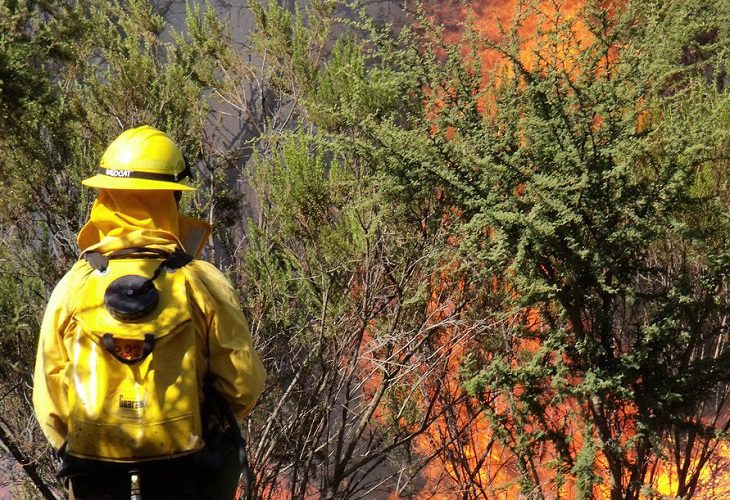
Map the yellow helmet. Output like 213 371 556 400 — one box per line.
82 125 195 191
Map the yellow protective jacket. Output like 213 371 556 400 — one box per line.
32 190 266 451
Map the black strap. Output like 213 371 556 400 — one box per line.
161 248 194 271
83 247 192 273
97 164 192 183
83 247 173 272
102 333 155 365
148 249 195 281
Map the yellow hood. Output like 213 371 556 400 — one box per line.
77 190 210 257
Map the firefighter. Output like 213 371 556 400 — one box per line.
32 125 266 499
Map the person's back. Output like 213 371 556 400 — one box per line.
32 126 266 499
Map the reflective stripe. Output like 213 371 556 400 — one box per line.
97 166 192 183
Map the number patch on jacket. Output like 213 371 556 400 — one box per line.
113 339 144 360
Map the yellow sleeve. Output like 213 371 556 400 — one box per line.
187 261 266 418
32 269 79 450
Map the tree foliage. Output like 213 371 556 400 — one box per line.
246 0 730 498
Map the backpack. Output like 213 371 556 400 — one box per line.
65 247 202 462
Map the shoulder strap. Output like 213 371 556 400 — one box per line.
161 249 195 271
83 247 191 272
147 249 195 281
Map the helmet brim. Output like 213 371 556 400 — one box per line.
81 174 196 191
